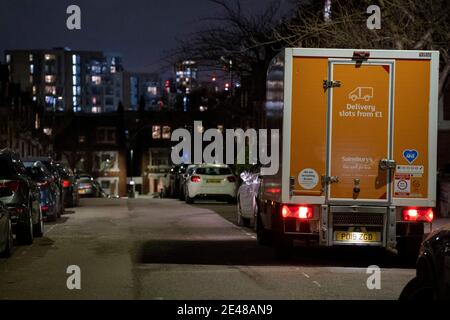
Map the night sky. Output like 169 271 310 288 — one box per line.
0 0 291 73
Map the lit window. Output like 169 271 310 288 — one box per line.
78 136 86 143
35 114 40 129
32 86 37 95
45 75 55 83
6 54 11 64
32 96 37 102
91 76 102 85
45 86 56 95
29 54 33 62
152 126 161 139
147 86 157 96
30 64 34 74
29 75 33 84
45 54 55 60
196 124 204 133
43 128 52 136
162 126 171 139
217 125 224 133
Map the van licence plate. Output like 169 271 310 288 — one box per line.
334 232 380 243
206 179 221 184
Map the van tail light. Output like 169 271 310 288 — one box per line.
41 205 49 212
191 176 201 183
63 180 71 188
281 205 313 220
402 208 434 223
227 176 236 183
37 181 49 188
0 180 21 193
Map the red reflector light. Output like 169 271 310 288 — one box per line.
63 180 71 188
0 181 20 192
403 208 434 223
41 205 49 212
191 176 201 183
281 205 313 220
227 176 236 183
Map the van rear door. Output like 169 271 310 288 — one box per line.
326 61 394 203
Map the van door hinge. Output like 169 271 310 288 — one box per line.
323 80 341 89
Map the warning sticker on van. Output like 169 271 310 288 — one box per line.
394 174 411 196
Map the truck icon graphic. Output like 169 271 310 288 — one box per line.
348 87 374 101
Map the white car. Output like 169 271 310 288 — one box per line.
237 165 261 227
185 164 237 204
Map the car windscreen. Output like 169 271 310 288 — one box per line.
0 158 14 176
195 167 232 176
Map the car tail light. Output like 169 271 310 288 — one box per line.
37 181 49 187
191 176 201 183
63 180 71 188
227 176 236 183
402 208 434 223
0 180 21 193
281 205 313 220
41 205 49 212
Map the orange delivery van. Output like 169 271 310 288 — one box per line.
257 48 439 259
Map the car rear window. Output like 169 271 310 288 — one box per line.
78 178 93 183
26 167 48 180
195 167 232 175
0 158 14 176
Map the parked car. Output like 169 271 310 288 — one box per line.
0 149 43 245
184 164 237 204
54 162 79 207
179 164 198 201
24 161 61 222
400 224 450 300
76 175 102 198
0 200 13 257
237 164 261 227
167 164 189 198
25 157 64 217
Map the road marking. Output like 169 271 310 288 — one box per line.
302 272 310 279
45 224 58 234
313 281 321 287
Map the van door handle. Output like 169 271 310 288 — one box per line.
379 159 396 170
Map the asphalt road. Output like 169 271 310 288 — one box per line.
0 198 416 299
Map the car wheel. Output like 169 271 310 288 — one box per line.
399 276 436 300
237 200 244 226
185 190 194 204
17 209 34 245
0 219 13 258
33 208 44 238
255 212 271 246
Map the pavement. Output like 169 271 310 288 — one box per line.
0 198 433 300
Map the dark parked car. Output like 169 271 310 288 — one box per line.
0 149 43 245
26 157 64 217
76 174 102 198
167 164 189 198
24 161 61 222
54 162 79 207
400 224 450 300
0 200 13 257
